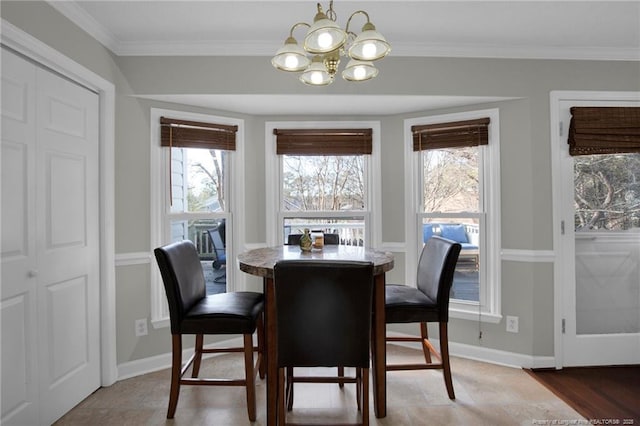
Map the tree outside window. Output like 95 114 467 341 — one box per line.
574 153 640 231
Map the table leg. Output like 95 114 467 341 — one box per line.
371 273 387 418
265 277 278 426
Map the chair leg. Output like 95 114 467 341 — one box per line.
167 334 182 419
243 334 257 421
355 368 362 411
278 368 286 426
257 312 266 379
362 367 369 426
420 322 432 364
286 367 294 411
338 366 345 388
439 322 455 399
192 334 204 378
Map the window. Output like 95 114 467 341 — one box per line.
151 109 244 325
569 106 640 231
407 109 501 322
266 122 381 248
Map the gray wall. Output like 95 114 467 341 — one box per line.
3 1 639 367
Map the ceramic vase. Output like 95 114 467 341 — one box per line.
300 228 312 252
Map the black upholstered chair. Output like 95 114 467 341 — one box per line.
273 260 375 425
286 232 340 246
154 240 264 420
385 236 461 399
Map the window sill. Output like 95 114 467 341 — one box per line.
151 318 170 330
450 306 502 324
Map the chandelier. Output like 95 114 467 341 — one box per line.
271 1 391 86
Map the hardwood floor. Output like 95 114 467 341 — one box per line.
54 344 585 425
527 366 640 424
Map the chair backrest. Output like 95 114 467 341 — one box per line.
154 240 206 334
286 234 302 246
323 233 340 245
273 260 374 368
207 226 226 262
416 236 462 321
286 233 340 245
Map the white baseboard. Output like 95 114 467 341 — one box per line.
117 336 245 381
387 331 555 369
117 334 554 383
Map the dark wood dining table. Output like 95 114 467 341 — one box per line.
238 244 394 426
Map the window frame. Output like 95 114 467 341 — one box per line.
266 121 382 248
150 108 245 327
405 108 502 323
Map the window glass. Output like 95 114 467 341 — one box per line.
422 147 479 213
168 147 228 294
281 153 368 246
171 148 226 213
421 146 482 303
574 153 640 231
282 155 365 211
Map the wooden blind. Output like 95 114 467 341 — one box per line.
412 118 490 151
160 117 237 151
274 128 373 155
568 107 640 156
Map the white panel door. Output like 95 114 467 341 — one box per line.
1 48 101 425
1 48 39 426
558 98 640 367
35 60 101 425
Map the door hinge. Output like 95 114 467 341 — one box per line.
562 318 566 334
561 220 565 235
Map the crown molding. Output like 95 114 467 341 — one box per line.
50 1 640 61
48 1 119 53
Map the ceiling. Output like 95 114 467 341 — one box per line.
49 1 640 115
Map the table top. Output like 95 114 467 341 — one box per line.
238 244 394 278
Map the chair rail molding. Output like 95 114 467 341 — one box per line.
501 248 555 262
115 252 152 266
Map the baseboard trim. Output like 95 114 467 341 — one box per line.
387 331 555 369
117 336 245 381
117 334 554 383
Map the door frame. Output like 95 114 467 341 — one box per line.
550 90 640 369
2 20 117 385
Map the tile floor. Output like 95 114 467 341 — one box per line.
54 343 583 425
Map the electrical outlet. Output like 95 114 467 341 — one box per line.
135 318 148 336
506 316 519 333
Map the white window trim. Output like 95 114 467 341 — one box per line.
150 108 245 328
265 121 382 248
404 108 502 323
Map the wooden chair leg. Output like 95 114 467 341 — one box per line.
362 367 369 426
355 368 362 411
286 367 294 411
243 333 257 421
257 313 266 379
167 334 182 419
439 322 455 399
420 323 432 364
338 366 345 388
192 334 204 378
278 368 286 426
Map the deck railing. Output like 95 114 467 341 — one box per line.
285 222 365 246
190 222 224 260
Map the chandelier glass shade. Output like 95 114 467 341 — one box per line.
271 1 391 86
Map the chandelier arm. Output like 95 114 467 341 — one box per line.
326 1 337 21
345 10 370 34
289 22 311 38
